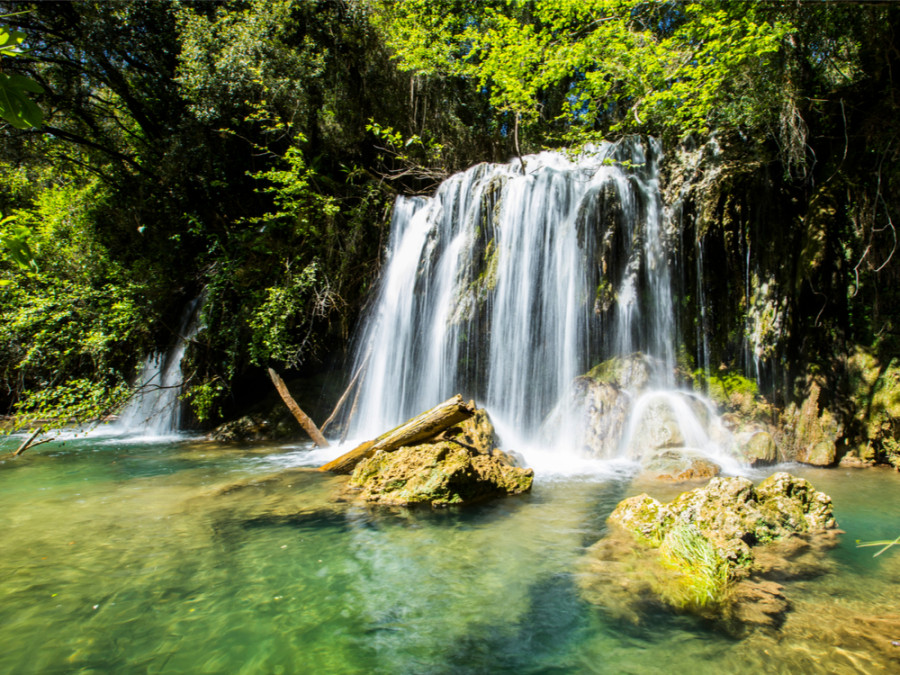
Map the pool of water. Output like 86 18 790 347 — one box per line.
2 435 898 674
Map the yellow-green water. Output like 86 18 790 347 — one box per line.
2 435 898 674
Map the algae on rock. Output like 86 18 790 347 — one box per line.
578 473 838 631
348 407 533 507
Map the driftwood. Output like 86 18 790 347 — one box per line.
320 347 371 434
12 426 53 457
267 368 329 448
319 394 475 474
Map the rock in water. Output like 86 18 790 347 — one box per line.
578 472 838 632
349 441 533 507
348 407 532 507
734 429 778 466
640 448 721 482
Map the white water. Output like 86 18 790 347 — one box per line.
347 139 740 474
114 299 201 438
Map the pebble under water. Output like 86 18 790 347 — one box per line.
2 434 899 674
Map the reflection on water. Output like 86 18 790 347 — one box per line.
1 437 898 674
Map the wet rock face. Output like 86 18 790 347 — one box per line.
348 407 532 507
571 378 631 459
578 473 838 632
735 430 778 466
785 382 840 466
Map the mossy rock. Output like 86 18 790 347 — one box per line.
580 473 838 629
584 353 656 391
847 349 900 468
208 410 297 442
349 441 533 507
640 448 721 482
735 430 778 466
784 382 841 466
443 406 496 455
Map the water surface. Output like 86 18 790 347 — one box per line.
2 436 898 674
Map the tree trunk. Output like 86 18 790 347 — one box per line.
267 368 329 448
319 394 475 474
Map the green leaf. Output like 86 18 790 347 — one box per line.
0 71 44 128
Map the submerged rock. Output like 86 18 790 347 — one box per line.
578 473 838 632
348 407 532 507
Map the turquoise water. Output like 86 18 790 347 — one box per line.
2 435 898 674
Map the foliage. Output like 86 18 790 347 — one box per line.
658 523 729 609
0 172 154 429
0 21 43 128
374 0 792 145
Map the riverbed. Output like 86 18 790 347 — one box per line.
2 434 898 674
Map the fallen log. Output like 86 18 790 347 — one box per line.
267 368 329 448
319 394 475 474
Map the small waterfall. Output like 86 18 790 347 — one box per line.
346 138 739 471
116 300 201 436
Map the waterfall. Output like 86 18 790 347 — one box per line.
345 138 737 470
116 299 201 437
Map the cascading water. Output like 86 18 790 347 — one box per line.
115 299 201 437
347 138 738 471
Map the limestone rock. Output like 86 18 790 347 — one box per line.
786 382 840 466
580 472 838 630
736 430 778 466
583 353 657 391
640 448 721 482
349 441 533 507
444 405 496 454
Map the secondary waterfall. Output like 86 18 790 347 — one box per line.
116 299 201 436
347 138 732 467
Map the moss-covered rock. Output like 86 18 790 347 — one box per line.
348 441 533 507
348 405 532 507
584 353 656 391
734 429 778 466
783 382 841 466
208 410 297 442
846 349 900 469
640 448 721 482
578 473 838 630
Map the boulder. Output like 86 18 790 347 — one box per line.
571 377 631 458
349 441 533 507
583 353 656 391
625 397 688 456
735 430 778 466
443 405 496 455
347 406 532 507
208 411 296 443
578 473 838 630
640 448 721 482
